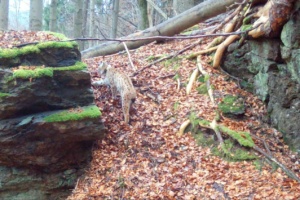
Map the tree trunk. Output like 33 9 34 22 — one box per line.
74 0 84 50
173 0 194 15
82 0 242 59
111 0 120 39
147 1 154 27
138 0 149 30
82 0 90 49
30 0 43 31
49 0 57 32
89 0 96 48
0 0 9 31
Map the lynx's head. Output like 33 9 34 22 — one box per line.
98 62 111 75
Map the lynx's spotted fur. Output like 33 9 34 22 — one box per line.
93 62 137 124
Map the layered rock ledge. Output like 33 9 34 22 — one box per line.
0 32 105 200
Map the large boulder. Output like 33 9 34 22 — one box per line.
222 3 300 153
0 33 105 199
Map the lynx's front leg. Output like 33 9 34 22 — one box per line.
92 79 108 87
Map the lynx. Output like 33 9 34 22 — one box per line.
92 62 137 124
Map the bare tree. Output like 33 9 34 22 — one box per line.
111 0 120 38
49 0 57 32
74 0 84 50
89 0 96 47
137 0 149 30
173 0 194 15
0 0 9 31
30 0 43 31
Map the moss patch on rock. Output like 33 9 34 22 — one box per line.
0 41 77 59
212 139 257 161
52 61 87 71
8 62 87 81
0 92 10 98
13 68 54 79
218 95 245 117
44 105 101 123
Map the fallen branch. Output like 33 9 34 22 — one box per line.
122 42 136 71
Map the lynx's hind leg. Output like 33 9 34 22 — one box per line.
122 95 131 124
111 85 118 99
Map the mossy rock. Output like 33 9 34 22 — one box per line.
0 92 10 98
7 61 87 81
0 32 80 68
212 139 257 161
44 105 101 123
218 95 245 117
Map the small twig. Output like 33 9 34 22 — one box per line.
14 28 256 48
122 42 136 71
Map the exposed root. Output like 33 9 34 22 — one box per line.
186 68 199 95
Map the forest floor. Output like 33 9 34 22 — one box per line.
2 30 299 199
68 29 300 199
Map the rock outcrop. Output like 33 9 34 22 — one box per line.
222 2 300 153
0 33 105 199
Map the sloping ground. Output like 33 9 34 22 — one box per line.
68 36 300 199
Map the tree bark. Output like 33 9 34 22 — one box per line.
89 0 96 48
30 0 43 31
111 0 120 39
138 0 149 30
74 0 84 50
49 0 57 32
173 0 194 15
82 0 242 59
0 0 9 31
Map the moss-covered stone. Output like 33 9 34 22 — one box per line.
44 106 101 123
8 61 87 81
0 92 10 98
0 41 77 59
13 68 54 79
218 95 245 116
218 125 254 147
52 61 86 71
212 139 257 161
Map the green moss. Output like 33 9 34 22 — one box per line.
241 24 252 32
162 57 181 70
53 61 86 71
193 131 216 147
0 92 10 98
196 84 208 94
212 139 257 161
0 48 20 59
219 125 254 147
0 38 77 59
44 105 101 122
13 68 53 79
19 45 41 55
218 95 245 116
9 62 86 81
37 41 77 49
